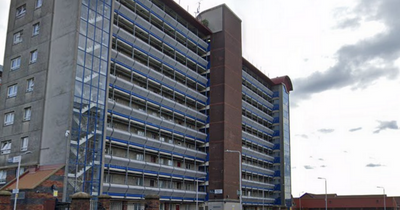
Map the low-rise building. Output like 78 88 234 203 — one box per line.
294 193 400 210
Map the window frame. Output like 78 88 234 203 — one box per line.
1 140 12 155
4 112 15 126
13 31 23 44
21 137 29 151
26 78 34 92
0 170 6 184
35 0 43 9
23 107 31 121
30 50 38 63
32 23 40 36
11 57 21 70
16 5 26 18
7 84 18 98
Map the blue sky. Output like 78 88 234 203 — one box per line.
1 0 399 197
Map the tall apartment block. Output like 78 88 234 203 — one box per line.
0 0 293 209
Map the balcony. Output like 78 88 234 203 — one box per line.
242 162 274 176
115 1 208 67
242 132 274 149
242 116 274 135
106 127 207 161
242 70 273 96
112 20 208 86
133 0 208 50
103 183 207 200
242 86 273 109
104 155 207 180
242 100 273 122
242 147 274 162
109 74 207 123
108 99 207 141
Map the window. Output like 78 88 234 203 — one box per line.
11 57 21 70
185 163 191 170
137 130 144 136
35 0 43 8
136 154 143 161
135 177 143 186
13 31 23 44
16 5 26 17
158 180 164 188
4 112 15 126
0 170 6 183
7 85 18 98
1 140 11 154
32 23 40 36
18 168 25 176
30 50 38 63
185 183 191 190
27 78 34 92
23 107 31 121
21 137 29 151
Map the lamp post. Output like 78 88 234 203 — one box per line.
12 151 32 210
225 150 242 209
196 178 199 210
377 186 386 210
318 177 327 210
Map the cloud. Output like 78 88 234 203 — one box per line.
318 158 324 161
304 165 315 170
349 127 362 132
292 0 400 102
320 165 326 168
318 129 335 134
296 134 309 139
366 163 384 167
337 17 362 29
374 120 399 133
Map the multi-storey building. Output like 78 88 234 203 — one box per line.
0 0 292 209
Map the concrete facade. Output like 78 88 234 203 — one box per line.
0 1 293 210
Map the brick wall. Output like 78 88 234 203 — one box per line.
0 191 11 210
13 167 64 210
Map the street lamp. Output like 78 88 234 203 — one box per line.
196 178 199 210
225 150 242 208
318 177 327 210
377 186 386 210
12 150 32 210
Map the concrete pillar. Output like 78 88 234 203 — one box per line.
0 191 11 210
145 195 160 210
70 192 91 210
98 195 112 210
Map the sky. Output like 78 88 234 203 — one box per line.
1 0 400 197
